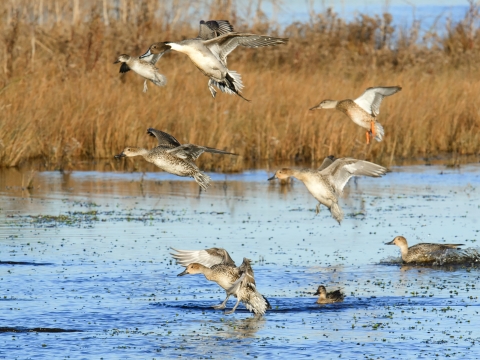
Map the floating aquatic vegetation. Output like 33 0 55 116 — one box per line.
0 327 81 333
6 208 187 228
28 211 99 227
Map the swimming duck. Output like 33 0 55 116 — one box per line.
314 285 345 304
385 236 464 263
172 247 271 316
114 128 237 191
310 86 402 144
114 53 167 93
140 30 288 100
268 157 387 224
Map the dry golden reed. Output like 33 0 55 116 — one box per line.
1 0 479 171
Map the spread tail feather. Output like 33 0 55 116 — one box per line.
151 73 167 87
444 244 464 249
211 71 250 101
330 202 343 225
193 172 211 191
374 122 384 142
244 292 271 316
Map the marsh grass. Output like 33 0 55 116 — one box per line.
1 0 480 171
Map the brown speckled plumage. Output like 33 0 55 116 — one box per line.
269 157 387 224
310 86 402 143
114 128 236 191
386 236 464 263
172 248 271 316
336 99 376 131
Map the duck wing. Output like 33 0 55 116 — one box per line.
353 86 402 116
326 289 345 301
317 155 336 171
166 144 237 161
442 243 465 249
320 158 387 193
198 20 234 40
170 247 236 267
146 128 181 148
227 258 256 293
204 32 289 64
228 258 271 315
411 243 464 252
119 62 130 73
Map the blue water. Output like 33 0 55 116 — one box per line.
0 164 479 358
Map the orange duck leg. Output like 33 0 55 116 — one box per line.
365 131 370 144
370 120 376 137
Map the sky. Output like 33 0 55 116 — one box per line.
259 1 472 33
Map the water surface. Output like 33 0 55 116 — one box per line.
0 164 479 358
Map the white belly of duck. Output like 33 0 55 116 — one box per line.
303 180 334 206
170 43 226 80
214 277 235 292
129 61 155 79
146 156 193 177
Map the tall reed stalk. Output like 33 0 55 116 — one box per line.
0 0 479 171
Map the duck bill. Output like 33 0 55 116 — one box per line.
139 49 152 59
113 59 120 64
177 269 188 277
309 104 320 111
385 239 395 245
114 152 126 159
313 290 320 296
267 175 276 181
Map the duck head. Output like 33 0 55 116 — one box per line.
114 147 147 159
309 100 338 110
385 236 408 248
114 54 130 64
268 168 295 181
177 263 204 276
140 42 172 59
314 285 327 296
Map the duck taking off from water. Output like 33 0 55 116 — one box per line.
385 236 464 263
314 285 345 304
268 156 387 224
172 247 271 316
114 128 237 191
310 86 402 144
140 26 288 100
